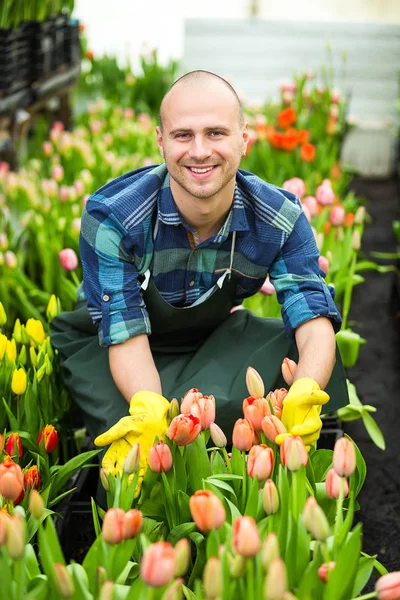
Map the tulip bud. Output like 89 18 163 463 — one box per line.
354 205 365 225
232 516 261 557
0 511 8 545
262 479 280 515
25 318 46 347
247 445 274 481
210 422 227 448
189 490 226 533
280 436 308 471
302 496 330 541
232 418 255 451
267 388 288 418
53 563 75 597
98 581 114 600
148 441 173 474
318 561 336 583
6 515 25 559
4 251 17 268
325 468 349 499
123 442 140 474
376 571 400 600
168 398 180 422
203 557 223 599
264 557 288 600
6 338 17 363
261 532 280 570
0 302 7 326
37 425 58 453
0 457 24 501
12 318 22 343
36 363 46 383
168 414 201 446
227 551 246 578
140 541 177 587
123 509 143 539
246 366 265 398
351 230 361 251
262 415 287 444
242 397 271 431
11 368 27 396
29 490 45 519
161 578 183 600
29 346 38 367
5 432 23 458
333 437 356 478
18 345 27 366
281 357 297 386
0 333 7 360
174 538 190 576
59 248 79 272
101 508 125 544
100 468 110 491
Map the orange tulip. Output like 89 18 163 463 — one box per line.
333 437 356 477
297 129 310 144
123 509 143 539
180 388 202 413
189 490 226 532
0 457 24 502
376 572 400 600
232 516 261 557
102 508 125 545
247 445 274 481
232 418 255 451
37 425 58 453
168 414 201 446
277 107 297 129
280 436 308 471
280 128 299 152
189 395 216 430
148 441 173 473
242 397 271 431
300 142 316 162
140 541 176 588
266 388 288 419
281 358 297 387
318 561 336 583
261 415 287 444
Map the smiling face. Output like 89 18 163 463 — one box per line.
156 77 248 209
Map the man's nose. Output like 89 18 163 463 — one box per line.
188 136 212 161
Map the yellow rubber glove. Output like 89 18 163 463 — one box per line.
94 391 170 484
276 378 330 449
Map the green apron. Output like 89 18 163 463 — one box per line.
50 232 349 442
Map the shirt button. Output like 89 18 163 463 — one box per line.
102 294 110 302
189 280 195 287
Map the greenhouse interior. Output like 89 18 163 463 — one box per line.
0 0 399 598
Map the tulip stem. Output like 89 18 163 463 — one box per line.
221 447 232 473
349 593 377 600
333 477 345 551
241 451 247 512
246 559 255 600
292 471 298 520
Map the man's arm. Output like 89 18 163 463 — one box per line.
293 316 336 389
109 334 162 403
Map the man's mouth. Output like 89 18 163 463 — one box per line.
185 166 218 179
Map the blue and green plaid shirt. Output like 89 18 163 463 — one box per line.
80 164 341 346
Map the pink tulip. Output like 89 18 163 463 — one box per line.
376 572 400 600
316 180 335 206
232 418 255 451
318 255 330 274
101 508 125 544
333 437 356 477
282 177 306 199
281 357 297 386
203 557 223 599
148 441 173 473
74 180 85 196
247 444 274 480
140 542 176 588
243 397 271 431
123 509 143 539
51 165 64 182
246 366 265 398
59 185 70 203
329 205 345 226
260 277 275 296
302 204 312 222
280 436 308 471
303 195 318 216
59 248 78 272
318 561 336 583
168 414 201 446
71 218 81 235
42 141 53 156
189 490 226 532
302 496 330 541
282 90 294 105
4 251 17 268
331 89 341 103
180 388 203 414
264 557 288 598
123 108 134 119
233 516 261 557
262 415 287 444
325 468 349 499
190 395 216 430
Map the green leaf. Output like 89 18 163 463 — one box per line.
137 499 166 519
210 451 228 475
296 560 324 600
206 529 220 559
82 535 104 593
185 435 211 493
347 435 366 498
25 543 41 579
91 498 102 537
182 585 197 600
67 563 92 600
48 487 77 508
115 562 138 585
324 526 362 600
311 449 333 483
2 397 19 430
168 522 196 546
173 445 187 492
49 450 101 499
205 477 237 496
361 413 386 450
351 555 376 597
27 509 53 543
177 490 192 524
244 476 260 519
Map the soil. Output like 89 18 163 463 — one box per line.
344 176 400 581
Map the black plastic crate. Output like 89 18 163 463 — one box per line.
0 22 33 96
63 21 80 66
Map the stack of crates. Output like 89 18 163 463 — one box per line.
0 22 33 97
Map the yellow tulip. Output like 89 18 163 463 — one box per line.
0 302 7 326
6 339 17 363
11 368 27 396
0 333 7 360
29 347 38 367
46 294 59 322
25 319 45 348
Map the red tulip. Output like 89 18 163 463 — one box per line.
242 397 271 431
5 433 23 458
247 445 274 481
333 437 356 478
318 561 336 583
232 418 255 451
148 441 173 473
37 425 59 453
280 436 308 471
189 490 226 533
140 541 176 588
325 468 349 499
233 516 261 557
23 466 41 491
168 414 201 446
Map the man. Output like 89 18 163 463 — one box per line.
51 70 348 472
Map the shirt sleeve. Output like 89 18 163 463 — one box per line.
79 202 152 347
268 208 342 339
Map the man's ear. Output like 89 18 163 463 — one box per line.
156 126 164 158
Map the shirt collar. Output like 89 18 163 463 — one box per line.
157 170 249 240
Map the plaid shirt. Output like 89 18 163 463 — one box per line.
80 164 341 347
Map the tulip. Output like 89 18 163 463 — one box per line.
59 248 79 272
6 338 17 362
11 368 27 396
329 205 346 226
148 441 173 473
316 180 335 206
232 516 261 557
232 418 255 451
262 479 280 515
18 346 27 366
282 177 306 199
123 442 140 474
0 301 6 326
174 538 190 576
161 578 184 600
4 251 17 268
100 468 110 491
260 276 276 296
262 415 287 444
6 515 25 559
168 397 180 421
281 357 297 386
0 511 8 545
302 195 318 216
38 425 59 453
243 397 271 431
261 532 280 570
140 541 176 587
247 445 274 480
180 388 202 413
352 230 361 251
203 557 223 599
25 318 45 346
0 333 7 360
210 422 227 448
98 581 114 600
0 457 24 501
264 557 289 600
226 551 246 578
318 255 330 274
280 436 308 471
376 571 400 600
246 366 265 398
318 561 336 583
190 395 216 430
53 563 75 597
29 490 45 519
24 466 41 491
168 414 201 446
189 490 226 532
0 234 8 252
302 496 330 541
51 165 64 182
5 432 23 458
102 508 125 544
333 437 356 477
123 509 142 539
325 468 349 499
354 205 365 225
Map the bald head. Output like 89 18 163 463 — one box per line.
159 70 244 131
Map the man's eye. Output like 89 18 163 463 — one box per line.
210 131 223 137
176 133 190 139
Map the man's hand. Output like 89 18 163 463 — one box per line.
94 391 170 483
277 378 330 448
